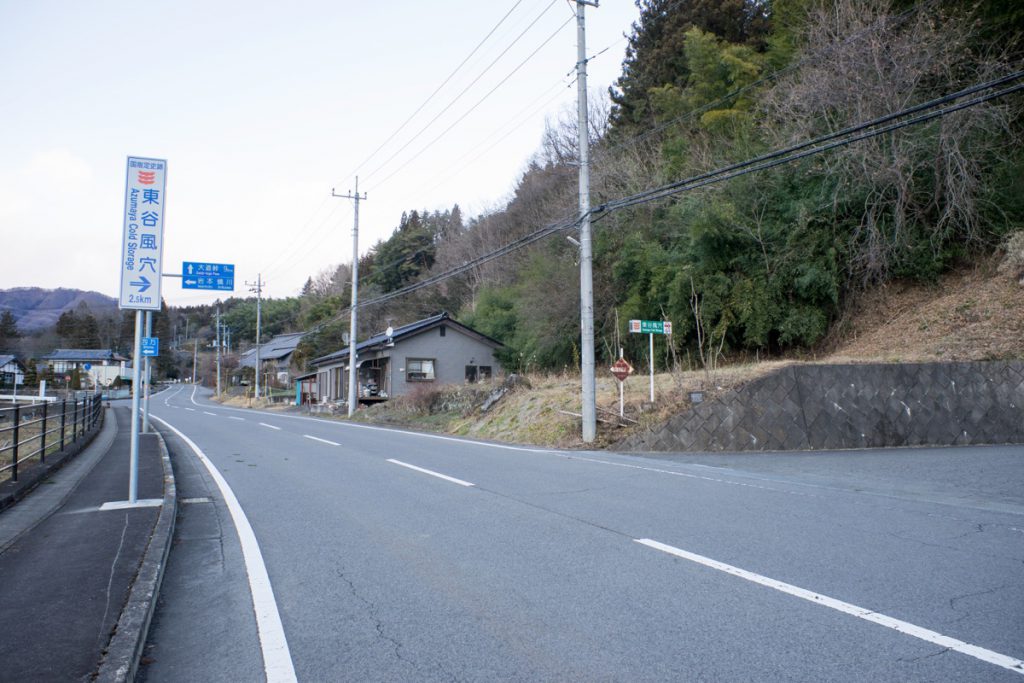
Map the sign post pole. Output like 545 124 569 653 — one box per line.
143 311 152 433
628 319 671 406
649 333 655 403
619 349 625 417
129 310 143 504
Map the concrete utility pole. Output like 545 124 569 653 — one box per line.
332 179 366 418
215 306 222 397
246 274 263 398
576 0 598 443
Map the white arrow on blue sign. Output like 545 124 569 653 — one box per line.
182 261 235 291
141 337 159 357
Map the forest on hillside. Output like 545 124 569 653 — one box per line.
295 0 1024 373
21 0 1016 382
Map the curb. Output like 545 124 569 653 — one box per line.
94 429 177 683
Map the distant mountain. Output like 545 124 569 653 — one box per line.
0 287 118 332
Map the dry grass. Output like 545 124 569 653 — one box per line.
824 258 1024 363
0 407 74 483
352 260 1022 449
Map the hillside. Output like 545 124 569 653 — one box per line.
349 262 1023 449
0 288 117 332
825 257 1024 363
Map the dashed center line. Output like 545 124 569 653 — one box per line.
185 408 196 412
636 538 1024 676
387 459 474 487
204 411 217 416
229 416 245 421
303 435 340 446
259 423 281 431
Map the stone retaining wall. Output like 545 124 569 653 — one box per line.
617 361 1024 452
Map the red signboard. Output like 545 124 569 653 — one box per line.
610 358 634 382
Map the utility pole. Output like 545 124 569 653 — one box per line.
193 337 199 384
246 274 263 399
215 306 222 397
332 179 366 418
576 0 598 443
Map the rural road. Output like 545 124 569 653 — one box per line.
139 384 1024 681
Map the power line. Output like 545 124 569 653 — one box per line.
369 13 576 191
362 0 564 185
342 0 528 182
593 0 941 168
597 72 1024 214
412 77 575 204
301 71 1023 333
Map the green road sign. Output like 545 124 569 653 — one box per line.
628 319 672 335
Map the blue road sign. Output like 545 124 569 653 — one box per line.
182 261 235 291
141 337 159 357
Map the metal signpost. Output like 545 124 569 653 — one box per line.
629 319 672 402
182 261 235 291
609 353 634 417
119 156 167 504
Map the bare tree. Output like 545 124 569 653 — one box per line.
762 0 1019 286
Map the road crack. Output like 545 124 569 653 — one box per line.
335 566 459 682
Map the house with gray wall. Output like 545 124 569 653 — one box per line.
309 312 503 405
239 332 305 386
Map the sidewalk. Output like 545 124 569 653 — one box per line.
0 406 176 683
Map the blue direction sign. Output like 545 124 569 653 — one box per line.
182 261 235 291
141 337 159 357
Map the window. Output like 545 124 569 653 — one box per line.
465 366 493 383
439 325 446 337
407 359 435 381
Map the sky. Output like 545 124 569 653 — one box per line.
0 0 640 308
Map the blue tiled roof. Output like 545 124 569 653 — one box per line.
239 332 305 368
311 312 501 367
41 349 127 362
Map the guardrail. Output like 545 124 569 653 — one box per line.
0 394 103 482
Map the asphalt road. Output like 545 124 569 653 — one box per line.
140 384 1024 682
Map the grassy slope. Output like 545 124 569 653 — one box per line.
353 261 1023 449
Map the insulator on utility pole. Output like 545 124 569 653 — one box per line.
332 179 366 418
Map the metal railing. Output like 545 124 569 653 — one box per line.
0 394 103 483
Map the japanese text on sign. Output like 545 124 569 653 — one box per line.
119 157 167 311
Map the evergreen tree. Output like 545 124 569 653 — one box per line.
610 0 770 131
0 310 19 350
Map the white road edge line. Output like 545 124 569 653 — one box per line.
387 459 475 487
259 423 281 431
150 414 297 683
303 435 340 446
635 538 1024 676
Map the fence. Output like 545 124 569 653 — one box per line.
0 394 104 483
